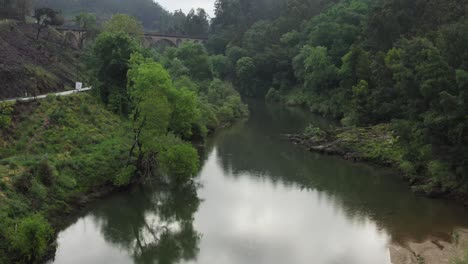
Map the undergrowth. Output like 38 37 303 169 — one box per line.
0 93 132 263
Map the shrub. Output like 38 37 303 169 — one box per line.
159 143 199 184
217 105 234 124
266 88 281 102
13 172 33 194
11 214 53 262
0 102 14 129
114 165 136 186
34 159 55 186
304 124 326 139
30 179 48 208
47 107 66 125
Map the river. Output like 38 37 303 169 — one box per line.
48 101 468 264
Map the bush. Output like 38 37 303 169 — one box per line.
266 88 281 102
159 143 199 184
34 159 55 186
217 105 234 124
47 107 66 125
13 172 33 194
304 124 326 139
113 165 136 186
11 214 53 262
0 102 14 129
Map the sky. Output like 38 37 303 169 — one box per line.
156 0 216 17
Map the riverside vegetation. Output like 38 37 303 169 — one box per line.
205 0 468 202
0 13 247 263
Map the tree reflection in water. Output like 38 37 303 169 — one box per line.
89 183 201 264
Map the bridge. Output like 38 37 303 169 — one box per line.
56 27 208 49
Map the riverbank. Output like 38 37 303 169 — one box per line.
285 124 468 205
390 228 468 264
0 94 133 263
0 87 248 263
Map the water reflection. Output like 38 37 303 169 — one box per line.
204 102 468 244
192 148 391 264
50 101 468 264
51 184 201 264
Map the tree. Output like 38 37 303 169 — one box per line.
169 88 201 139
75 13 99 48
293 45 338 92
210 55 233 79
384 38 455 118
167 42 212 81
158 143 199 184
349 80 372 125
104 14 144 39
33 7 64 40
236 56 256 95
126 54 205 180
89 31 140 114
184 8 210 36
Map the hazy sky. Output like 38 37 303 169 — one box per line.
156 0 216 17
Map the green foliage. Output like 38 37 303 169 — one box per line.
452 252 468 264
162 42 212 81
75 13 99 47
88 31 140 114
304 124 326 139
158 143 199 184
103 14 143 38
226 46 248 65
293 45 338 92
0 102 14 129
210 55 233 79
236 57 256 95
114 165 137 186
265 88 281 102
169 88 201 139
206 0 468 197
11 214 53 262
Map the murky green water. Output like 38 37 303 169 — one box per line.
49 102 468 264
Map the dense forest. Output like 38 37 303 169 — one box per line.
1 0 468 262
32 0 210 35
206 0 468 198
0 12 247 263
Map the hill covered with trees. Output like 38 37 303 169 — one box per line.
32 0 210 36
207 0 468 200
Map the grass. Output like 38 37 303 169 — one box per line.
0 93 132 263
335 124 405 165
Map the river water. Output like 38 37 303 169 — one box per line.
49 101 468 264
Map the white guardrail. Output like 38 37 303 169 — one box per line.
0 85 92 103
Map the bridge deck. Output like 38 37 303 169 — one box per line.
56 27 207 40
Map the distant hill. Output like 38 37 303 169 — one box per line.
32 0 173 32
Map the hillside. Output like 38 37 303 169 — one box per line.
0 93 132 263
0 21 80 99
